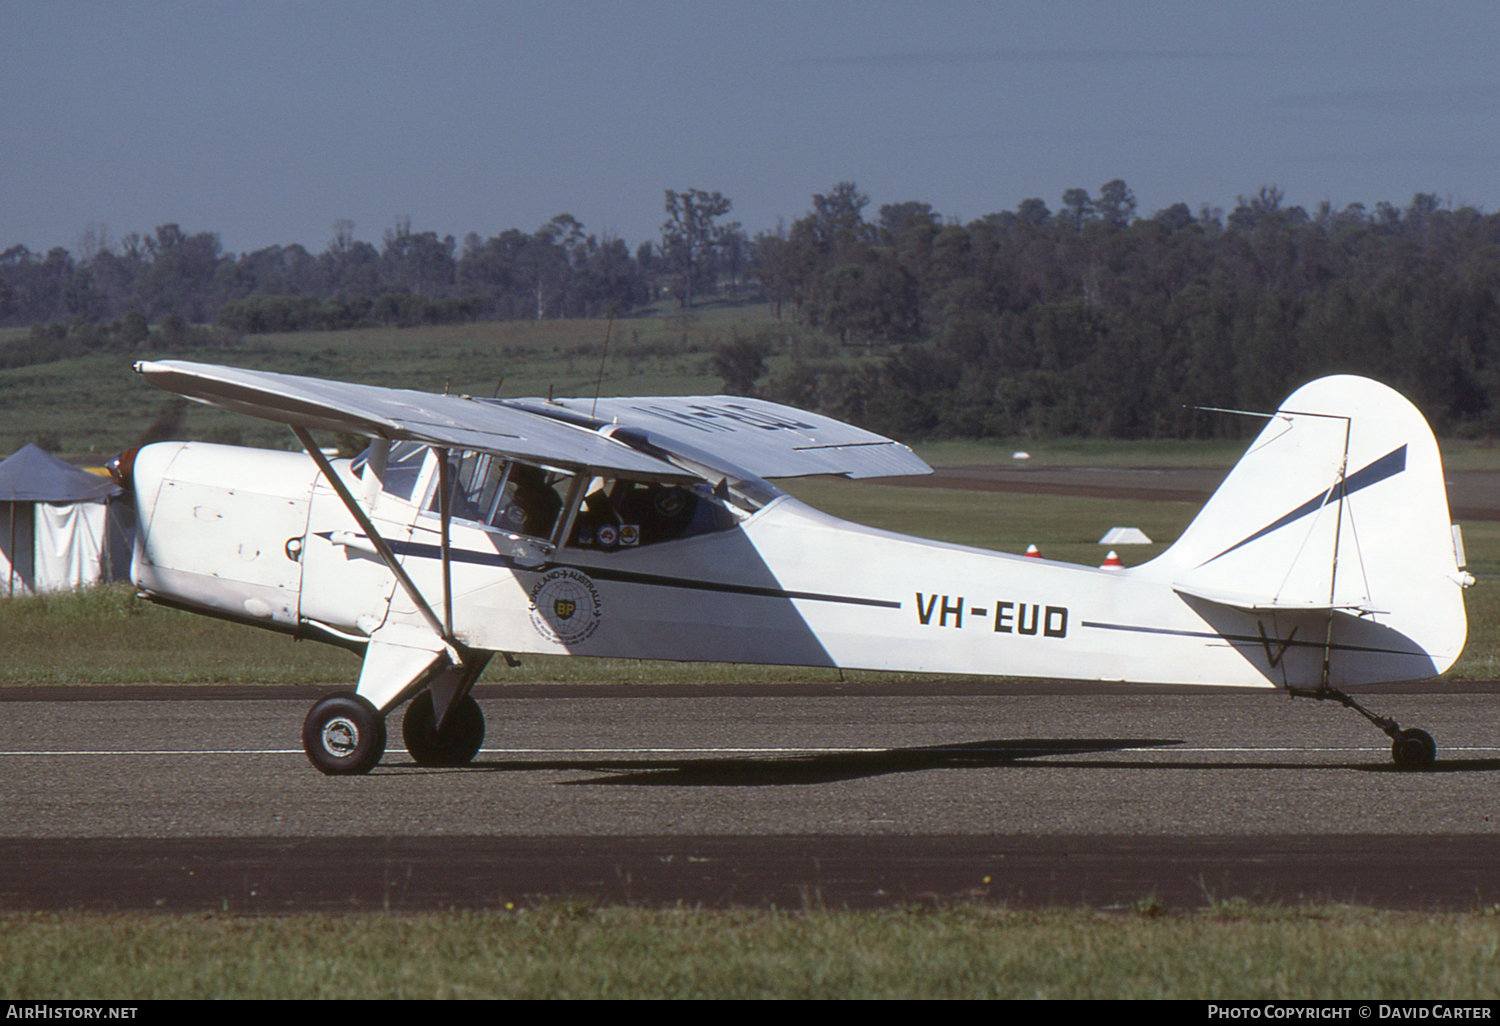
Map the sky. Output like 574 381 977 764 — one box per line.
4 0 1499 259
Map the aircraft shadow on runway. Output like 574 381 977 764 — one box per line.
456 738 1186 786
403 740 1500 785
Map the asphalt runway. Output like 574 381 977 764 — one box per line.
3 681 1499 912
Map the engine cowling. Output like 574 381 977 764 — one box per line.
130 441 318 627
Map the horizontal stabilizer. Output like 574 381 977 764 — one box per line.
1171 583 1371 614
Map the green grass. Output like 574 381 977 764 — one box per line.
4 904 1499 999
914 436 1500 471
912 436 1251 468
0 585 357 684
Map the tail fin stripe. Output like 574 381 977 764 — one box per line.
1197 444 1406 568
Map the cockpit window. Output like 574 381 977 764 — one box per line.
429 451 564 539
370 442 744 551
352 440 427 502
569 479 738 550
490 464 564 537
381 442 427 502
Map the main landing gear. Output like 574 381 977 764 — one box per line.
302 692 386 776
401 691 485 767
1287 684 1437 770
301 690 487 775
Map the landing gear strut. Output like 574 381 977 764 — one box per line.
302 692 387 775
1288 685 1436 770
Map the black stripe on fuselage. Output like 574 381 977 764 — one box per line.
318 532 902 610
1078 618 1424 658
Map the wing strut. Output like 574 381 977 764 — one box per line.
436 446 455 637
292 427 452 651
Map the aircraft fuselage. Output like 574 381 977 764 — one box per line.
129 439 1444 709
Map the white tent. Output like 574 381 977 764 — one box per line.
0 444 130 597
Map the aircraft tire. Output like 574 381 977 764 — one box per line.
402 691 485 767
302 692 386 775
1391 727 1437 771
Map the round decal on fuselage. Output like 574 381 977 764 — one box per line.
528 567 603 645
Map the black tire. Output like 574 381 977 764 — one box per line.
402 691 485 767
1391 727 1437 770
302 692 386 776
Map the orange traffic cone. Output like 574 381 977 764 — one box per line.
1100 550 1123 570
1024 544 1041 558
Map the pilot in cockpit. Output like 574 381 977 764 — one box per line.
494 463 561 538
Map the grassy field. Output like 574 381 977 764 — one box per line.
4 904 1500 999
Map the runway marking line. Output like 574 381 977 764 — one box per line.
2 745 1498 757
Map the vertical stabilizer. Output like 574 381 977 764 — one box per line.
1153 376 1467 676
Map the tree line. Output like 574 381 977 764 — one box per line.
751 182 1500 440
4 182 1499 439
0 191 748 335
1 215 659 333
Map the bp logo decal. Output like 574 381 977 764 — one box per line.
528 568 602 645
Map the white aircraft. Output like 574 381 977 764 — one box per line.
113 361 1472 775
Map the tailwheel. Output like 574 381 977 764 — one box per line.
1288 684 1437 772
1391 727 1437 771
303 692 386 776
402 691 486 767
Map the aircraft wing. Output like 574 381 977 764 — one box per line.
137 361 931 484
516 395 932 480
133 360 693 481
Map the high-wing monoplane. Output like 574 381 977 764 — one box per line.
114 361 1472 774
